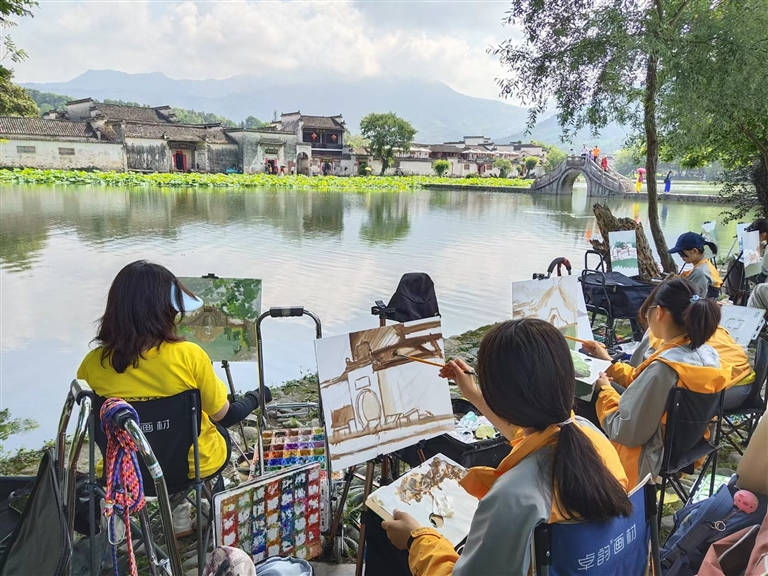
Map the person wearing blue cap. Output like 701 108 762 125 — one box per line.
668 231 722 298
77 261 268 488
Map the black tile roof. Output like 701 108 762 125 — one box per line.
0 117 96 139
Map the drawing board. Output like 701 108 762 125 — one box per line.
366 455 479 547
609 230 640 277
177 277 261 362
314 319 454 470
720 306 766 347
213 463 323 563
741 231 762 278
737 223 750 252
511 275 594 342
572 351 612 400
701 221 717 242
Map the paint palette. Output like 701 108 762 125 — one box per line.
213 463 323 563
250 428 327 478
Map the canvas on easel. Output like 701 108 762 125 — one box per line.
741 231 762 278
213 463 323 563
314 318 454 471
609 230 640 277
511 275 604 399
176 277 262 362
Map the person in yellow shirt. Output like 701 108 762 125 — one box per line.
77 260 266 481
371 319 631 576
669 231 722 298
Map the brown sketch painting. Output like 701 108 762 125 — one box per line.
314 319 454 470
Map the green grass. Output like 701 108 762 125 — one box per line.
0 168 533 191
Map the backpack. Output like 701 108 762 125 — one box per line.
723 259 748 305
661 477 768 576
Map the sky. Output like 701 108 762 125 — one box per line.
10 0 523 101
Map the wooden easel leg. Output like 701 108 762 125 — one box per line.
355 461 376 576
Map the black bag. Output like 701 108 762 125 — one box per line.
723 258 748 305
581 271 655 319
396 399 511 469
385 273 440 323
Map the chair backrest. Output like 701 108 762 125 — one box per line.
94 390 202 495
744 337 768 411
662 387 723 473
534 482 654 576
0 449 70 576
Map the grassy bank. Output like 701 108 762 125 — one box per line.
0 168 533 191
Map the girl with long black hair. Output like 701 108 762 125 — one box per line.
380 318 632 575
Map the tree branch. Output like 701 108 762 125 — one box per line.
668 0 693 27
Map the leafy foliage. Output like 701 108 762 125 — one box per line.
524 156 539 172
25 88 69 114
717 161 768 223
490 0 720 273
345 132 370 149
0 74 38 116
492 157 512 178
359 112 417 175
0 408 41 475
613 146 644 176
0 168 532 191
543 145 566 172
432 159 451 177
171 107 240 127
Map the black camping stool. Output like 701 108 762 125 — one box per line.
93 390 230 576
721 337 768 454
657 387 725 533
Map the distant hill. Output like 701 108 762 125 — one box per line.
26 89 261 128
496 114 632 153
22 70 531 143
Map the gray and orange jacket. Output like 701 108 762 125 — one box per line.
682 258 722 297
405 416 629 576
596 336 731 486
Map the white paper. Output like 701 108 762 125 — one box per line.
720 305 766 346
741 230 762 278
314 319 454 470
367 455 479 547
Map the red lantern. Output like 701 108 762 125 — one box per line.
311 133 317 141
331 134 337 142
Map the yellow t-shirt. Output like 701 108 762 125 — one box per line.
77 341 229 478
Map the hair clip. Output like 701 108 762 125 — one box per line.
689 295 701 303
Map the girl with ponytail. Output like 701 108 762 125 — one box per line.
582 277 731 487
380 319 631 576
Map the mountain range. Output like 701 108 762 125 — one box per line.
23 70 629 149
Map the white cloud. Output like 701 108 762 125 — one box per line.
12 0 517 100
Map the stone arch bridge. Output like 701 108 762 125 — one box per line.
530 155 634 196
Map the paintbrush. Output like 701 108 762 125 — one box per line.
563 334 591 345
393 350 476 375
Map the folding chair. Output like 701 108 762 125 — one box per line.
721 337 768 455
657 387 725 528
93 389 230 576
533 478 661 575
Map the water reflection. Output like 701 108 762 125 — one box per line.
0 184 740 450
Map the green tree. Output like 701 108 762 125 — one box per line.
493 157 512 178
359 112 417 175
491 0 715 273
524 156 539 175
432 159 451 177
244 116 263 129
0 0 39 116
543 146 566 172
613 146 644 176
345 131 370 149
0 76 38 116
659 0 768 221
26 89 71 114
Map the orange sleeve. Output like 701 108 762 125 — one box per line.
408 528 459 576
606 361 634 388
595 383 621 420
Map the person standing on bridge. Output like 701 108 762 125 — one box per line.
592 145 600 162
601 156 608 171
581 144 588 159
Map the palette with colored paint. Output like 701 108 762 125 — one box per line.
250 428 327 478
213 463 323 563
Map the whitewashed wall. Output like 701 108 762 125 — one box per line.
0 139 125 170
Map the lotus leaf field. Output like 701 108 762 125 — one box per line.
0 168 533 191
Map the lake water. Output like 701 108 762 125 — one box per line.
0 181 740 449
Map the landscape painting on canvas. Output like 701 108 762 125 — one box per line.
511 276 604 398
177 277 261 362
609 230 639 277
741 231 762 278
314 319 454 470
